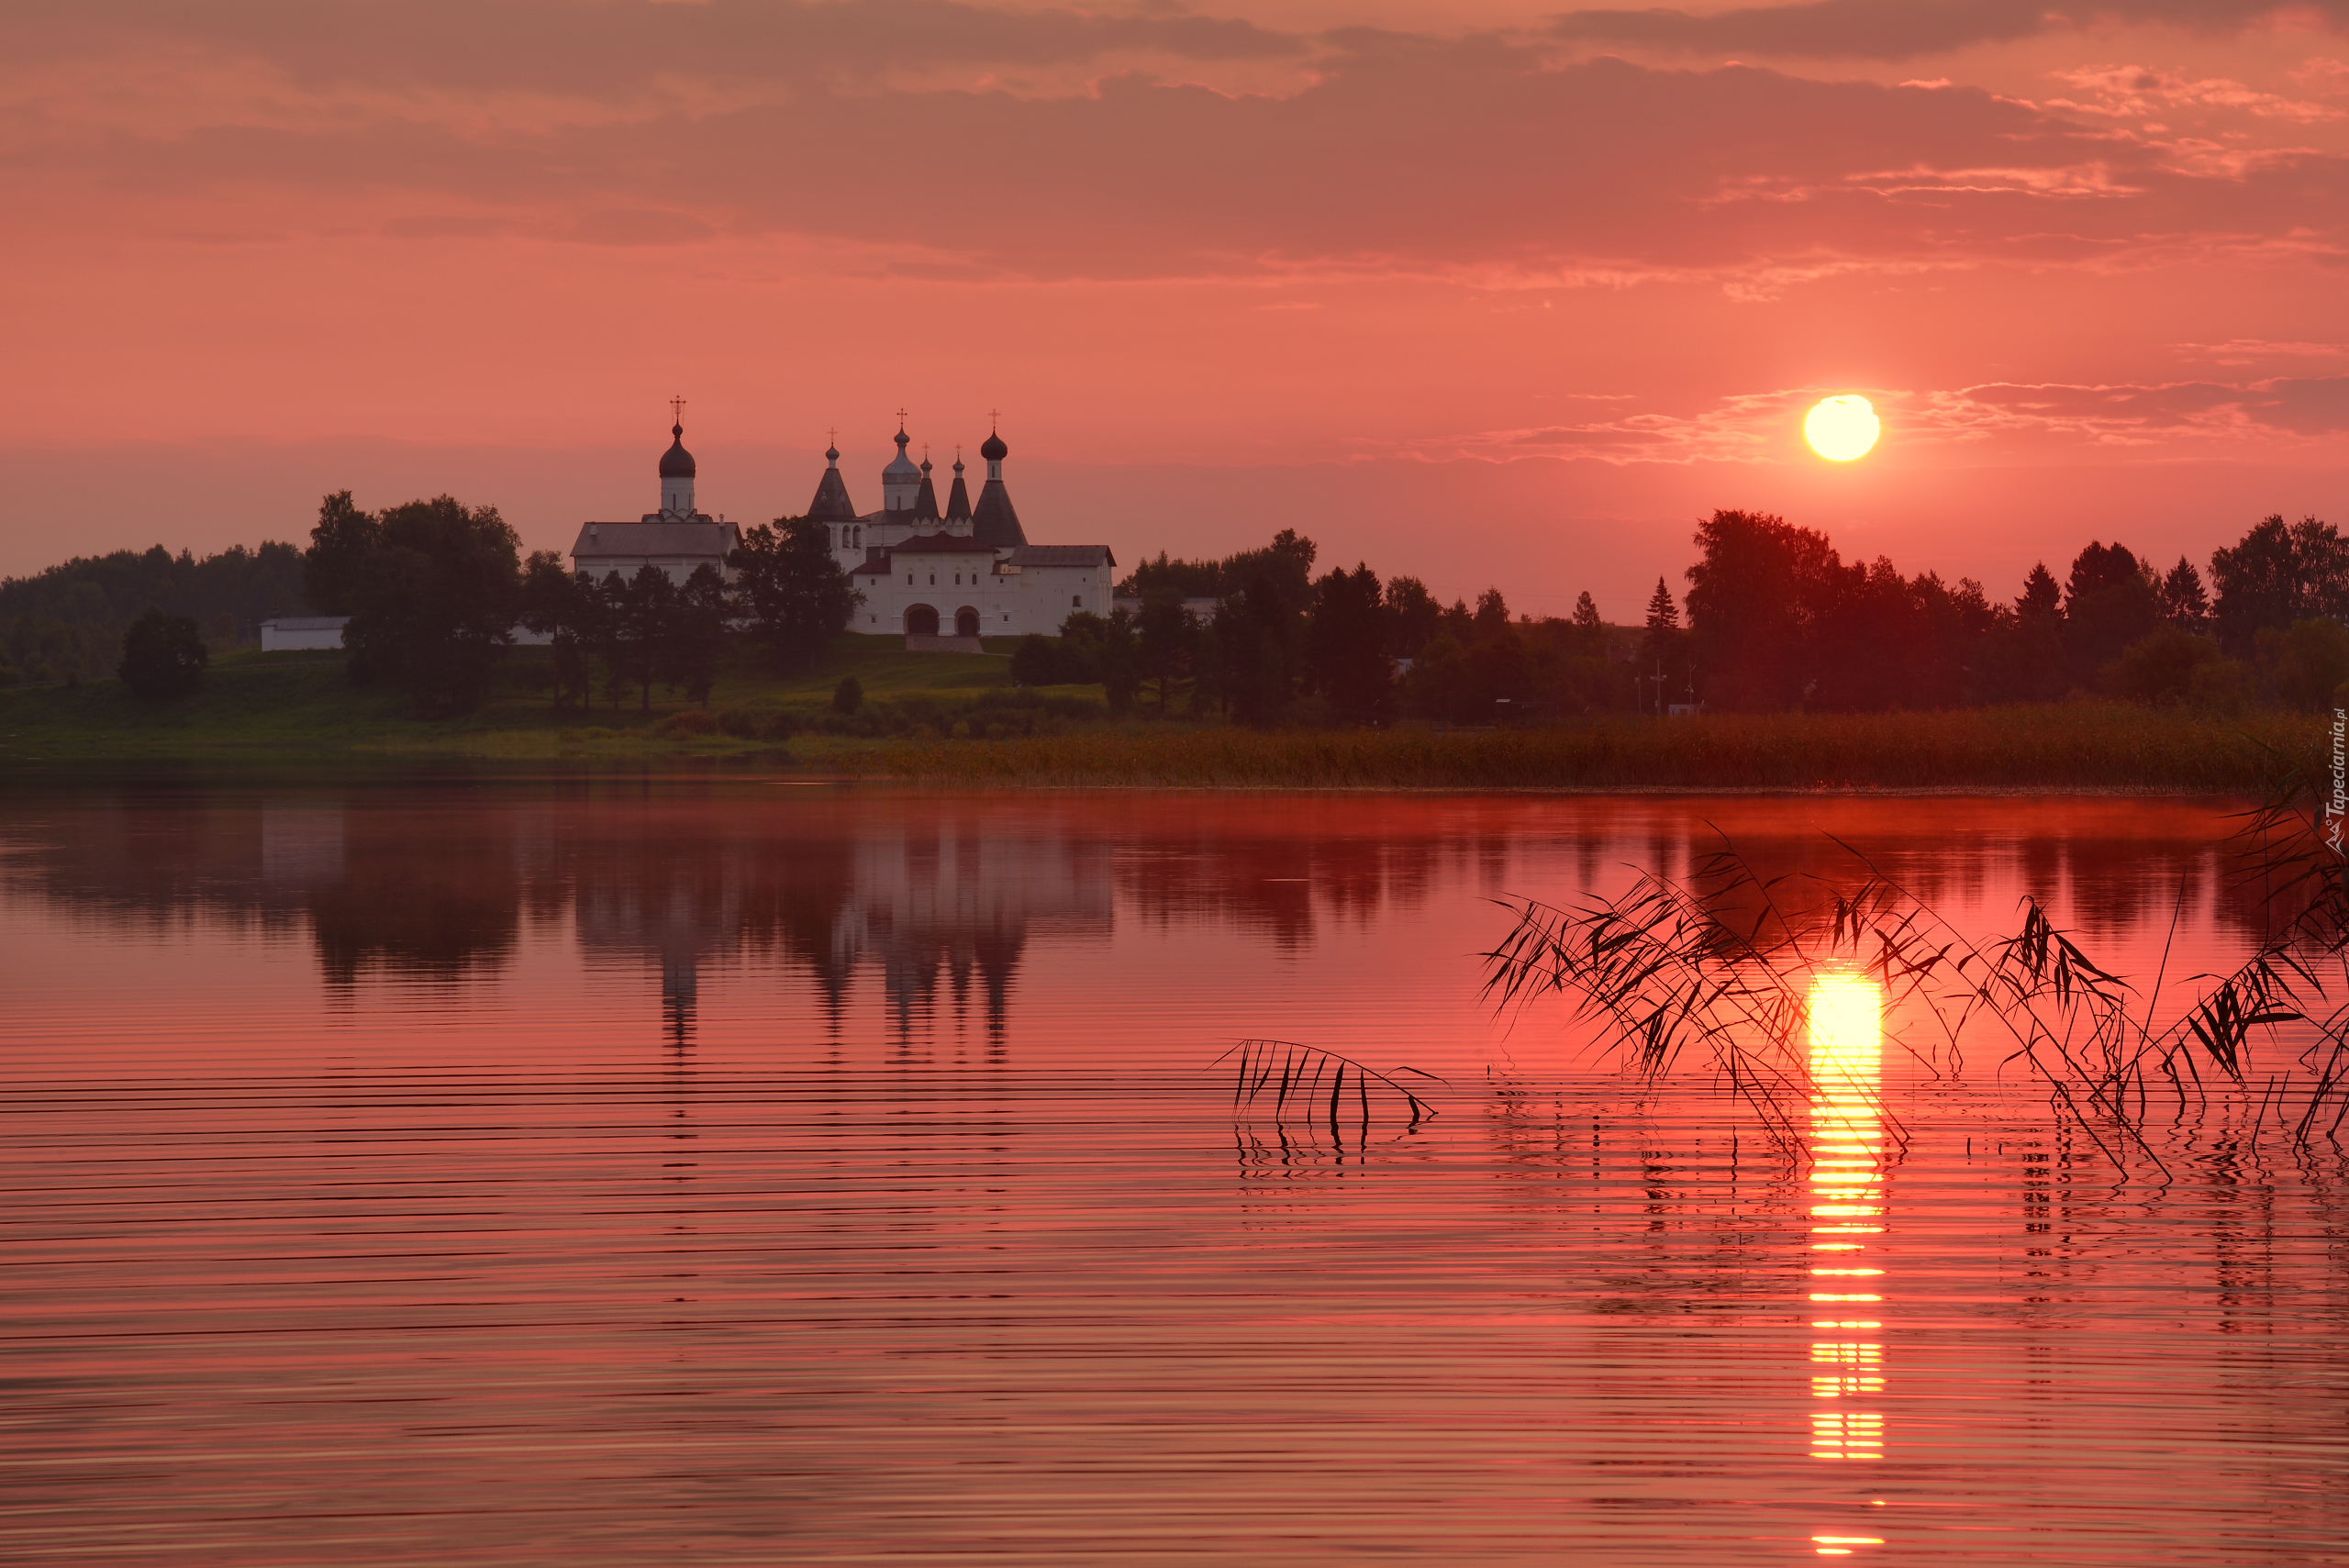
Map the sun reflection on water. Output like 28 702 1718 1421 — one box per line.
1807 975 1886 1553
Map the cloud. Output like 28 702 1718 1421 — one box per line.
6 26 2347 288
9 0 1306 96
2046 62 2344 121
1548 0 2349 61
1412 375 2349 463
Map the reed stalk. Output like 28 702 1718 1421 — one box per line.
1479 764 2349 1164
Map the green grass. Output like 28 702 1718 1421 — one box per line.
0 637 2322 792
812 706 2323 793
0 634 1070 769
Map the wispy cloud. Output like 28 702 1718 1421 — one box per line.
1547 0 2349 62
9 34 2344 289
1405 375 2349 463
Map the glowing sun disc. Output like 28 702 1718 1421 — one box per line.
1805 395 1881 462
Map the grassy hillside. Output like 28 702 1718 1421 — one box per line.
0 634 1088 767
0 631 2321 791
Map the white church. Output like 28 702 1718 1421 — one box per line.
567 412 1116 648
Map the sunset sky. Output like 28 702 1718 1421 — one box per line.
8 0 2347 617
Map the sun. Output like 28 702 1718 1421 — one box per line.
1804 395 1881 462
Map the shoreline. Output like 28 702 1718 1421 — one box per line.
1 646 2324 795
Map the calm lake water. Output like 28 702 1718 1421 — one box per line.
4 783 2344 1565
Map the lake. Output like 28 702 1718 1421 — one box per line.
4 783 2344 1565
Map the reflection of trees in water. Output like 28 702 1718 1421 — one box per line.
309 806 534 985
7 790 2265 1051
2 788 1119 1050
1116 829 1443 950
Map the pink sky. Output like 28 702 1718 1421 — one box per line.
6 0 2347 617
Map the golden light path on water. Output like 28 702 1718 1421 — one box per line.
1808 974 1887 1558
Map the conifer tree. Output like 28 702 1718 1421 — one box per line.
2017 562 2061 619
1642 578 1677 633
2156 555 2210 634
1569 590 1606 660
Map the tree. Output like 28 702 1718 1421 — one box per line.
1136 593 1197 711
2155 555 2211 633
2061 541 2157 674
2265 617 2349 712
2210 514 2349 654
319 495 522 714
1212 570 1299 725
1640 576 1683 708
1568 591 1606 659
1099 607 1142 713
729 517 861 673
668 562 728 707
2016 562 2060 619
1383 575 1442 659
518 550 596 708
598 565 678 713
1683 510 1842 711
1055 610 1140 710
1009 634 1060 687
117 606 206 699
832 675 863 715
301 491 382 616
2106 625 2227 705
1306 562 1393 723
1471 587 1511 643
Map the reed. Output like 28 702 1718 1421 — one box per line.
1216 1040 1443 1152
839 706 2321 792
1479 764 2349 1165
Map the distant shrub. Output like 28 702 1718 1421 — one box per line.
716 706 761 739
832 675 864 715
2105 626 2223 705
2265 617 2349 712
654 709 718 739
2189 659 2253 717
117 606 208 700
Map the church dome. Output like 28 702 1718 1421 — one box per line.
883 426 920 480
660 425 696 479
979 429 1008 462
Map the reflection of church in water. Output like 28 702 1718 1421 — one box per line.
564 812 1110 1049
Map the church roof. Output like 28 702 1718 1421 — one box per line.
895 532 1000 554
972 480 1025 549
850 533 1000 574
571 519 740 563
1008 545 1115 569
659 425 696 479
808 464 857 522
913 460 941 524
945 459 972 522
883 427 919 481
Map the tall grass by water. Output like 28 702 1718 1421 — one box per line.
1482 768 2349 1167
851 706 2320 792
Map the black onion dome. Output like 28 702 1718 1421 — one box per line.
660 424 696 479
979 429 1008 462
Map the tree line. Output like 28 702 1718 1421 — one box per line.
1663 508 2349 713
27 484 2349 723
1018 528 1620 724
302 493 861 713
0 541 306 686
